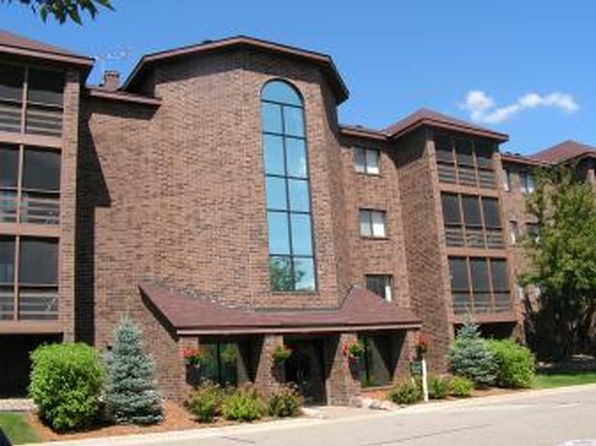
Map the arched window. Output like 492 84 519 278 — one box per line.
261 80 316 292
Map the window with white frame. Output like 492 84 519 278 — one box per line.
503 169 511 191
359 209 386 238
354 147 380 175
509 220 519 244
366 274 393 301
520 171 535 194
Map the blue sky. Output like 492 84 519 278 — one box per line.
1 0 594 154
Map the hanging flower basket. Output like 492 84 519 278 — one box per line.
342 341 365 361
182 347 203 367
272 345 293 364
415 334 429 358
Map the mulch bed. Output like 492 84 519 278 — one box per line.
29 400 230 442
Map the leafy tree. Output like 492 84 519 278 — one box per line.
448 318 497 387
104 318 163 425
3 0 113 24
522 166 596 358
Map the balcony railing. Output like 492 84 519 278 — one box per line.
0 287 58 321
452 291 513 315
0 191 59 225
0 100 22 133
458 166 477 187
437 163 457 183
25 104 63 137
478 169 495 188
445 225 504 250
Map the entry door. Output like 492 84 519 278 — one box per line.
285 339 326 404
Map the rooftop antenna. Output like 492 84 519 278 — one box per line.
93 46 134 75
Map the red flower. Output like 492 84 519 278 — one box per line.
415 334 429 355
182 347 202 366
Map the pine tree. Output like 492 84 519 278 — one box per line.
448 318 497 387
105 318 164 425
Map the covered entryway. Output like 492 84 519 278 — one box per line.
284 337 326 404
0 334 62 397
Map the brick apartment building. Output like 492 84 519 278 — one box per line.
0 30 594 403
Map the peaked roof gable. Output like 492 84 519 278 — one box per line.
532 140 596 163
122 35 349 104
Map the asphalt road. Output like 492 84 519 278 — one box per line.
40 385 596 446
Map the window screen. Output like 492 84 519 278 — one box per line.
482 197 501 228
0 145 19 188
470 258 490 291
490 259 509 292
19 238 58 285
462 196 482 227
27 69 64 106
0 237 15 284
449 257 469 291
441 193 461 225
22 149 61 191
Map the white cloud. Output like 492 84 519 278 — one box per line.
460 90 579 124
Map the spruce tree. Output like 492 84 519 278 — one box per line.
448 318 497 387
105 318 164 425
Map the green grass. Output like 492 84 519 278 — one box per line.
533 371 596 389
0 412 39 444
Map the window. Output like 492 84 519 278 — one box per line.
354 147 380 175
0 144 60 225
442 193 504 248
0 236 58 320
448 256 511 314
520 171 535 194
196 342 240 387
262 80 316 292
0 63 64 137
434 132 496 188
503 169 511 192
359 210 386 238
515 283 525 300
509 221 519 244
526 222 540 242
366 275 393 302
359 335 393 387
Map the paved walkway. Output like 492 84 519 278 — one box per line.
0 398 35 412
22 384 596 446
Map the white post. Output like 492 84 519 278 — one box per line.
421 355 429 402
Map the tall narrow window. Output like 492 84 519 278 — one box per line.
262 80 315 292
520 171 535 194
503 169 511 192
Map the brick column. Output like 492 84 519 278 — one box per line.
253 335 284 397
325 333 361 406
177 336 200 402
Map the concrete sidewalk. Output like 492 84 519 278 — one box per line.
23 383 596 446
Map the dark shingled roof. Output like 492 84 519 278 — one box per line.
140 282 421 335
531 140 596 163
384 108 508 142
0 29 93 68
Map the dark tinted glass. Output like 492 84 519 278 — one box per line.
19 238 58 284
267 212 290 255
0 237 15 284
435 133 453 163
23 149 60 191
462 196 482 226
366 275 391 299
490 259 509 291
27 69 64 105
0 145 19 188
441 193 461 225
470 258 490 291
455 138 474 166
198 343 238 387
0 64 24 101
449 258 469 290
482 197 501 228
475 141 493 168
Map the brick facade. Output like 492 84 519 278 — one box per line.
2 32 593 404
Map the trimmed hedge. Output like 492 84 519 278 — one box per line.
29 343 105 432
487 339 535 388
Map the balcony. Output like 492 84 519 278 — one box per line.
0 287 58 321
445 225 504 250
452 292 513 315
0 191 59 225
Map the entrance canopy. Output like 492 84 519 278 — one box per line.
140 282 422 336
